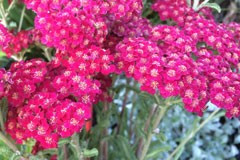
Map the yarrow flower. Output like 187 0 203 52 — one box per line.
0 23 34 57
115 2 240 116
150 0 240 117
0 23 12 47
55 46 115 76
0 69 8 98
23 0 143 52
3 59 107 148
0 0 240 152
116 37 208 116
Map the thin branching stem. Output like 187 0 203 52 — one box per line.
116 79 131 134
18 5 26 32
139 97 169 160
136 104 157 158
166 108 220 160
0 132 19 152
0 2 7 26
0 108 5 134
193 0 200 10
6 0 17 16
72 133 83 159
99 102 109 160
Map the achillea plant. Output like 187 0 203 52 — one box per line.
0 0 239 159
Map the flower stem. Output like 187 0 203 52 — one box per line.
166 108 220 160
72 133 82 159
43 48 52 61
6 0 17 16
63 144 68 160
116 79 131 134
186 0 192 7
136 104 157 158
0 132 19 152
0 2 7 27
193 0 200 10
36 43 52 61
99 102 109 160
139 97 169 160
0 108 5 134
18 5 26 32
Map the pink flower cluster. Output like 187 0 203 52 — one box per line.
116 37 208 115
3 59 101 148
115 0 240 118
0 24 34 57
0 69 11 98
55 46 115 76
23 0 143 52
152 0 214 26
0 24 11 48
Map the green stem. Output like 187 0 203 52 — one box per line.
136 104 157 158
0 3 7 26
43 48 52 61
6 0 17 14
116 79 131 134
128 90 138 140
63 144 68 160
11 55 22 61
37 148 57 156
18 5 26 32
0 132 19 152
195 0 211 11
36 43 52 61
154 94 161 105
166 108 220 160
139 97 169 160
0 108 5 134
24 13 34 26
11 49 28 61
193 0 200 10
186 0 191 7
166 99 182 106
99 102 109 160
72 133 83 159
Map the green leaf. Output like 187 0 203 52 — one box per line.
115 135 137 160
23 139 36 154
173 146 184 160
146 146 171 159
68 144 81 159
135 125 147 140
83 148 98 158
0 51 6 57
37 148 57 156
198 3 221 13
0 56 10 68
10 153 21 160
7 3 35 30
29 155 44 160
0 140 13 160
58 138 71 146
156 132 166 142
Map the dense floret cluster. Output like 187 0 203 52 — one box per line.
0 0 240 149
0 25 34 57
151 0 240 118
23 0 143 51
3 59 100 148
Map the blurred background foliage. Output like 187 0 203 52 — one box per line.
0 0 240 160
